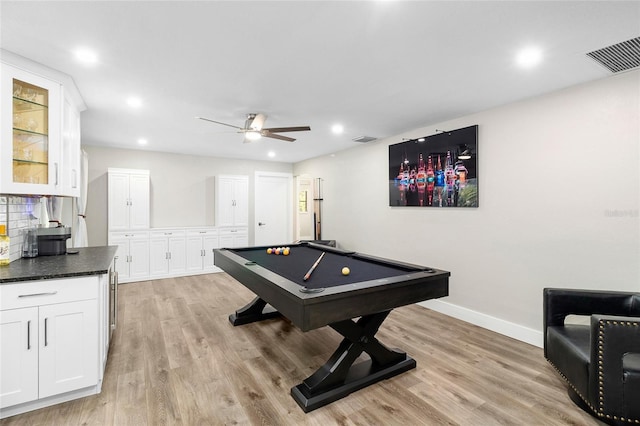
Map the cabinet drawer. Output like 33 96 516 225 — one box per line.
150 229 186 238
219 227 248 236
0 276 99 310
109 231 149 240
187 229 218 236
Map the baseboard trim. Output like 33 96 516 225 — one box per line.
418 300 543 348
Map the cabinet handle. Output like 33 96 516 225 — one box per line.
169 252 172 260
165 252 168 260
44 318 49 347
72 169 78 188
54 163 59 186
27 320 31 350
18 291 58 298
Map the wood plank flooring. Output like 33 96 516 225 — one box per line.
1 273 602 425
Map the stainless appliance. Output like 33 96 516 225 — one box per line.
109 257 118 337
36 226 71 255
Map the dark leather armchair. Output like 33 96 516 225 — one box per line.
544 288 640 425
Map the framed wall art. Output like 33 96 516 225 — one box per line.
389 125 478 208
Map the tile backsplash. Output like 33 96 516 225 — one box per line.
0 195 43 262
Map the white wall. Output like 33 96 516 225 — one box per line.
293 70 640 347
82 145 292 246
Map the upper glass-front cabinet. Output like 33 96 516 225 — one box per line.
13 78 50 184
1 63 62 195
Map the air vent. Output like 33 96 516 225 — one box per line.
352 136 377 143
586 36 640 73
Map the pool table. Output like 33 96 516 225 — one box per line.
214 242 450 412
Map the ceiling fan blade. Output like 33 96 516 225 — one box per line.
250 113 267 131
262 126 311 133
262 132 296 142
196 116 243 130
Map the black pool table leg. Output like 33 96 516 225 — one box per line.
228 296 281 326
291 310 416 412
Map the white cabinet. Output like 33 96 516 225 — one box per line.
37 299 98 398
0 307 38 408
109 231 149 282
219 227 249 248
60 93 81 197
149 230 186 277
216 175 249 227
186 229 219 273
1 59 84 197
0 277 99 414
1 63 62 195
109 227 226 283
108 168 150 231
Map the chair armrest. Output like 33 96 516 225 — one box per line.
589 314 640 417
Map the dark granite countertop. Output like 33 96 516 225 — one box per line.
0 246 118 284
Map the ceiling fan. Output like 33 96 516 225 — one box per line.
197 113 310 143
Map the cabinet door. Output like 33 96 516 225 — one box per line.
233 233 249 248
149 238 169 276
168 236 186 274
60 95 81 197
217 178 236 227
129 238 150 279
108 173 130 231
219 234 233 249
129 173 150 229
202 235 219 271
109 237 130 281
186 235 204 272
38 300 98 398
0 307 39 408
1 64 62 195
233 177 249 227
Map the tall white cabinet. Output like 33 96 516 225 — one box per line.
216 175 249 227
108 169 151 282
216 175 249 248
108 168 150 231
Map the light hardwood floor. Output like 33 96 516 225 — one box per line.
1 273 602 425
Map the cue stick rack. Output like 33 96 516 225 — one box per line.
313 177 323 240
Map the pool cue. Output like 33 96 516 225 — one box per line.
303 252 325 281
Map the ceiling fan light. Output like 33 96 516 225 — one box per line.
245 131 262 141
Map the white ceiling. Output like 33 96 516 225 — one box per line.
2 1 639 163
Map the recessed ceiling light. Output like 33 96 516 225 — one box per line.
137 138 148 145
331 124 344 134
267 151 276 158
74 47 98 65
127 97 143 108
516 46 543 69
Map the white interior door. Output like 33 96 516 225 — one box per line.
255 171 293 246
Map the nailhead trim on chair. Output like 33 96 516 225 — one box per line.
546 318 640 424
597 319 640 424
